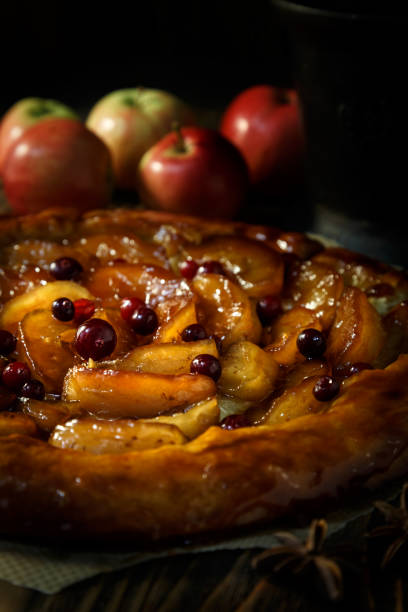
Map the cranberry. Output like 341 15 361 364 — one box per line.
190 354 221 381
0 330 17 356
73 299 96 325
348 362 373 376
366 283 395 298
297 328 326 359
20 379 45 400
313 375 340 401
256 295 281 326
52 297 75 322
74 319 117 361
50 257 83 281
2 361 31 390
181 324 207 342
131 306 158 335
220 414 250 430
333 362 373 381
120 297 145 323
179 259 199 280
197 261 226 276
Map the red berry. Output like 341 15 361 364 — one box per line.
73 299 96 325
179 259 199 280
220 413 250 430
313 375 339 401
2 361 31 390
130 306 158 335
197 261 226 276
190 354 221 381
120 297 145 323
50 257 83 281
333 362 373 381
20 379 45 400
297 328 326 359
256 295 281 326
52 297 75 322
0 329 17 356
181 324 207 342
74 318 117 361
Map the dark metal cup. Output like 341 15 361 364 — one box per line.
271 0 407 265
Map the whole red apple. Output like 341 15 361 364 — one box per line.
220 85 305 195
86 87 195 191
2 118 113 215
0 98 78 176
137 126 249 218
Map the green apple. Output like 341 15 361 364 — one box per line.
86 87 195 191
0 98 78 176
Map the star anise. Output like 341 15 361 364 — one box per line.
369 482 408 568
251 519 343 602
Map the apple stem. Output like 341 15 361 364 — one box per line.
172 121 186 153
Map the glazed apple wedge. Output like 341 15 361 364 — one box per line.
62 367 216 418
192 274 262 348
264 305 322 366
18 308 77 393
183 236 284 298
85 263 190 307
284 260 344 330
0 281 94 333
140 397 219 439
326 287 386 366
114 338 218 375
218 341 279 401
49 418 187 454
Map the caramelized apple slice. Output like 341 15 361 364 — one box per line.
154 297 198 343
313 247 408 293
263 375 327 426
284 260 344 330
141 397 219 439
0 412 39 438
326 287 385 366
192 274 262 348
1 239 92 271
115 339 218 375
184 236 284 298
0 265 54 304
281 358 330 391
375 301 408 368
22 399 77 433
0 281 94 333
18 309 77 393
62 367 216 418
264 306 322 366
49 417 187 453
73 233 166 267
270 231 324 260
85 263 190 307
219 341 279 401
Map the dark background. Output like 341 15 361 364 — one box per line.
0 1 293 117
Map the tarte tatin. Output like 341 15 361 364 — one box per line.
0 207 407 543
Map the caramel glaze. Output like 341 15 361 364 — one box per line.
1 355 407 542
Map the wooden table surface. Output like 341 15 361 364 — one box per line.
0 542 406 612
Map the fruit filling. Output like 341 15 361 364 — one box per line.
0 208 407 455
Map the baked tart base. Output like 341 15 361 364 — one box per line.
0 207 407 542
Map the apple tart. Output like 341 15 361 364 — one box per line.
0 207 408 542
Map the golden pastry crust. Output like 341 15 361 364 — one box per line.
0 207 407 543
